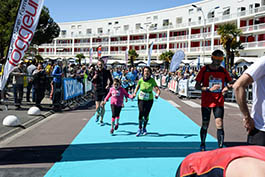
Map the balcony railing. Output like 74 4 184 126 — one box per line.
242 41 265 48
169 35 188 41
240 23 265 33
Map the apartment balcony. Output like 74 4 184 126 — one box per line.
190 32 212 40
242 41 265 49
169 35 188 41
129 39 146 44
56 43 73 47
110 41 128 45
240 23 265 33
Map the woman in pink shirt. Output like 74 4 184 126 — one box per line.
102 78 133 134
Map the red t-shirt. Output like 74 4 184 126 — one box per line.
195 65 232 107
177 146 265 177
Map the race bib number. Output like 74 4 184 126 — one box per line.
209 79 222 93
112 90 120 97
139 91 150 100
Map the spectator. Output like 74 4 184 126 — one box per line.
233 57 265 146
26 59 36 102
52 61 63 112
32 63 47 109
12 61 26 109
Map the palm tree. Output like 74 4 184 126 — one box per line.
159 50 174 69
128 49 139 66
75 53 85 65
217 23 244 71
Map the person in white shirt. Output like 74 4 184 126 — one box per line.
233 57 265 146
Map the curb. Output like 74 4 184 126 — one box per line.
0 99 94 143
0 110 54 142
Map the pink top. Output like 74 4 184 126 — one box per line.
104 87 133 106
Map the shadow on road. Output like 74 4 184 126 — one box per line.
0 141 219 165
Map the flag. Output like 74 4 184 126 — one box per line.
97 45 102 59
169 50 185 73
147 42 154 67
89 48 93 65
125 48 128 66
0 0 44 90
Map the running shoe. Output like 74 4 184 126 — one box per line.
200 145 206 151
110 128 114 134
136 129 142 137
142 128 147 135
95 115 99 122
100 120 104 126
114 123 119 130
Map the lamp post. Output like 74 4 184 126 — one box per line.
192 4 219 65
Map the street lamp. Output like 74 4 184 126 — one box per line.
192 4 219 65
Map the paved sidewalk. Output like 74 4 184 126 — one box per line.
0 96 54 142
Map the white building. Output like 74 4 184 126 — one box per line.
39 0 265 65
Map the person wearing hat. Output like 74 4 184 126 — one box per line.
195 50 233 151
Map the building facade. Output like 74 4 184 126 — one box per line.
39 0 265 64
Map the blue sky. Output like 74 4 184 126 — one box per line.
44 0 202 23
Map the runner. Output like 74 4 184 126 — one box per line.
133 66 161 136
92 59 113 126
102 78 133 134
195 49 233 151
175 145 265 177
126 67 137 94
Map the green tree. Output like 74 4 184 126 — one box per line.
128 49 139 66
159 50 174 69
32 6 60 45
76 53 85 65
217 23 244 71
0 1 60 60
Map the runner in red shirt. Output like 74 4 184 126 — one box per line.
195 50 233 151
175 145 265 177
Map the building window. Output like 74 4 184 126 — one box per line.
188 18 192 23
71 25 76 29
108 22 112 25
79 31 82 35
86 28 92 34
135 23 141 29
146 16 151 22
78 25 82 29
163 19 169 26
115 21 119 25
61 30 67 36
176 17 182 24
188 9 194 14
223 7 230 15
124 25 129 31
153 16 158 21
71 32 74 37
98 28 103 34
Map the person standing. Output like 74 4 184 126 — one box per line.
195 49 233 151
32 63 47 109
91 59 113 126
26 59 36 102
12 61 26 109
133 66 161 136
52 61 63 112
233 57 265 146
